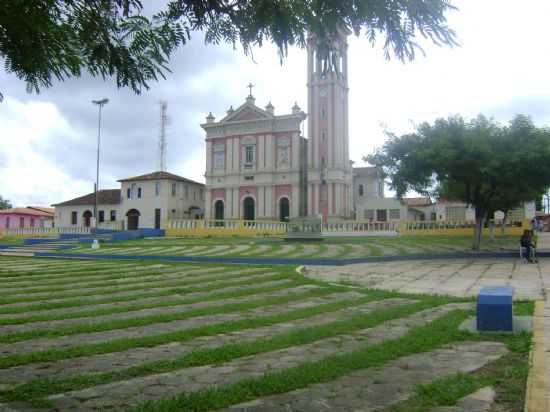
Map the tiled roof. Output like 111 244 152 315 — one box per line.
0 207 55 217
27 206 55 215
117 171 204 186
52 189 121 207
402 197 433 207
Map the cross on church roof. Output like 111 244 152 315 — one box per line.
247 82 254 97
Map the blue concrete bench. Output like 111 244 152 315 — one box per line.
476 286 513 332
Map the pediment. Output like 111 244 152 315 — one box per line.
220 103 272 123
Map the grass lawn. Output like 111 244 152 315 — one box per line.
0 236 24 246
0 256 532 412
65 234 519 259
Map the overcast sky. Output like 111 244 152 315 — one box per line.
1 0 550 207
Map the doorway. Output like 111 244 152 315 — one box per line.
279 197 290 222
154 209 161 230
243 197 255 221
214 200 224 220
82 210 92 227
126 209 140 230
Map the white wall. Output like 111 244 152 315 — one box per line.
120 179 205 229
54 204 121 228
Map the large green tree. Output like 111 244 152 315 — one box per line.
0 195 12 209
367 115 550 250
0 0 459 100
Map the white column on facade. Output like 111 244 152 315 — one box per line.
205 190 212 219
313 183 320 216
291 184 299 217
313 89 319 170
258 135 265 171
265 186 273 218
258 186 264 218
292 133 299 169
307 184 313 216
335 184 342 217
336 88 343 168
205 141 212 174
233 138 240 173
268 134 275 171
232 188 239 219
327 183 333 216
226 138 233 172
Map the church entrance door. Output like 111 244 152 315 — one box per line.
243 197 255 221
214 200 224 220
279 197 290 222
126 209 140 230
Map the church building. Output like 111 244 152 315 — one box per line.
203 29 353 223
202 93 307 221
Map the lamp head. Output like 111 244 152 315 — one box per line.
92 98 109 106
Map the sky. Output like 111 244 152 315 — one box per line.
1 0 550 207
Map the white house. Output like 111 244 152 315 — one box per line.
118 171 205 229
53 171 205 230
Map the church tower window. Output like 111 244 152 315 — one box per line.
358 184 364 197
245 145 254 165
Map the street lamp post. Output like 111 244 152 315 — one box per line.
92 98 109 229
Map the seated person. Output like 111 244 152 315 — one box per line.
520 230 537 262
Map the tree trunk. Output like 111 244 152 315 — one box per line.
472 208 486 251
489 220 495 241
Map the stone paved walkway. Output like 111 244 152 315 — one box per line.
0 282 318 356
0 291 377 385
48 303 470 411
223 342 505 412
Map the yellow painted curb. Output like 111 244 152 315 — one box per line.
524 300 548 412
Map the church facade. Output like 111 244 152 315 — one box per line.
202 95 308 221
203 30 353 223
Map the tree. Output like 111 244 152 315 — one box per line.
367 115 550 250
0 195 12 210
0 0 459 100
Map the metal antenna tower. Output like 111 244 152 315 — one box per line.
158 101 168 171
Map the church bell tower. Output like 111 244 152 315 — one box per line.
307 30 353 222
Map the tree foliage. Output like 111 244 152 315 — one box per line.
0 0 459 100
0 195 12 209
366 115 550 250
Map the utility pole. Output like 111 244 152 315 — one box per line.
92 98 109 229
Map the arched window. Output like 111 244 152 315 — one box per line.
358 184 364 197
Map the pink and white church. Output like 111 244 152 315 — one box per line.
203 31 354 223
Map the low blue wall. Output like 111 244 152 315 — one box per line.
137 229 165 237
95 229 119 235
59 233 87 240
23 238 64 246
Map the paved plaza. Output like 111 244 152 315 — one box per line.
306 256 550 410
305 258 550 300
